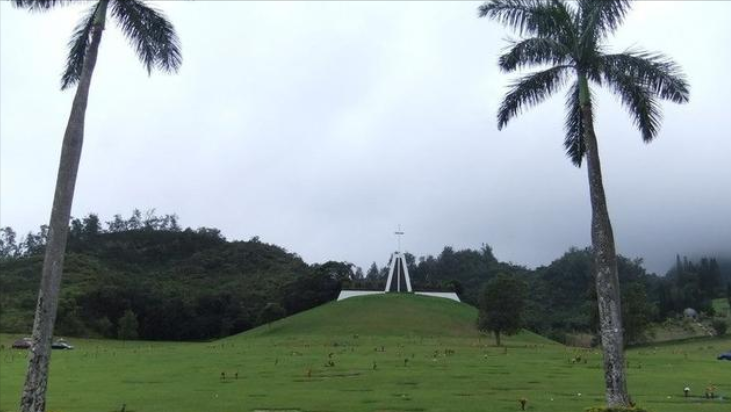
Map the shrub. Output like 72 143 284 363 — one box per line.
711 319 727 336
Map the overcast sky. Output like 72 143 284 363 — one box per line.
1 1 729 275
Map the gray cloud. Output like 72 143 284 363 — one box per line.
1 1 729 275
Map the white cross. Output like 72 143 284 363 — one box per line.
395 225 404 253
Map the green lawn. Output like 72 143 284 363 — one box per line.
1 294 729 412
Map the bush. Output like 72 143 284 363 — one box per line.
711 319 727 336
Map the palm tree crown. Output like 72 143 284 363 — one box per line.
13 0 181 89
479 0 689 165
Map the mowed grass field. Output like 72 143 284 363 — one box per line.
1 294 729 412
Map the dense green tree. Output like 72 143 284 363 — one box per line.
314 261 355 284
22 226 49 256
128 209 143 230
0 227 19 259
700 258 722 297
54 294 86 337
366 262 380 280
118 309 139 341
524 247 673 345
93 317 114 338
404 252 417 274
675 254 683 277
281 271 341 315
106 214 128 232
658 255 722 316
710 319 727 337
12 1 182 410
82 214 102 237
478 273 527 346
525 248 594 335
447 280 465 298
619 288 655 345
411 245 502 304
479 0 688 406
258 303 286 329
591 282 656 346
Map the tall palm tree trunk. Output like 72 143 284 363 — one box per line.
20 3 107 412
579 76 630 408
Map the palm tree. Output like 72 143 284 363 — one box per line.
12 1 181 411
479 0 688 407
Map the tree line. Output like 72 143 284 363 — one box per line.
476 251 730 348
0 210 341 341
362 246 727 346
3 210 727 347
0 209 181 259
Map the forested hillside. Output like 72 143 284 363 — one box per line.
1 210 728 344
358 247 728 345
0 211 344 340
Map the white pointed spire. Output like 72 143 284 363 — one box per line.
385 226 412 293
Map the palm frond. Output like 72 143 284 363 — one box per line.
579 0 631 38
12 0 73 11
478 0 575 41
577 0 631 57
111 0 182 74
550 0 578 44
497 65 571 129
499 37 572 72
603 68 662 142
564 80 589 166
600 51 689 104
61 2 101 90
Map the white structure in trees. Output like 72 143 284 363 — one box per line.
336 226 460 302
384 227 413 293
384 251 412 293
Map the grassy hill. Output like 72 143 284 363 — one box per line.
242 294 548 343
2 294 729 412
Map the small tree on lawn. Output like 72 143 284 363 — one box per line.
118 309 139 342
258 303 286 329
478 273 527 346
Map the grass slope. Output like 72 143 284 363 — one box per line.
1 295 729 412
241 294 548 342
